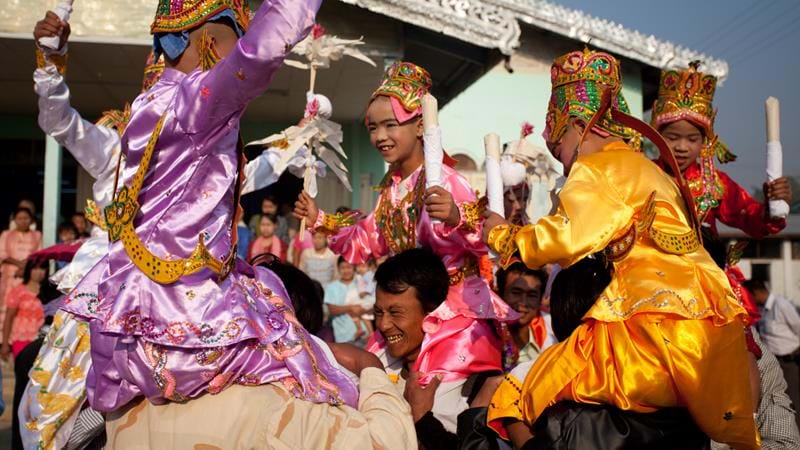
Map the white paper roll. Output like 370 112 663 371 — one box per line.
766 141 789 219
484 133 504 216
38 1 73 51
765 97 788 219
422 94 443 190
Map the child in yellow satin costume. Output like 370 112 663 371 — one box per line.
482 49 758 450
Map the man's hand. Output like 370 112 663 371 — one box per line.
482 210 509 243
328 342 383 376
765 176 793 204
34 11 71 51
293 191 319 222
425 186 460 226
404 371 442 422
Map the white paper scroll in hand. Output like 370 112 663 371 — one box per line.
39 0 74 51
422 94 443 190
765 97 789 219
484 133 504 217
421 94 444 223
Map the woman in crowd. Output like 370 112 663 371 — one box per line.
0 259 46 359
0 207 42 321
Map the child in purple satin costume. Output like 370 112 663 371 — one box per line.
62 0 357 412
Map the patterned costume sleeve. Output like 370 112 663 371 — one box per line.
488 161 634 269
435 169 488 257
314 206 389 265
175 0 321 146
34 55 120 180
715 170 785 238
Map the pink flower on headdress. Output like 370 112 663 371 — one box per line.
304 97 320 118
312 24 326 40
520 121 534 138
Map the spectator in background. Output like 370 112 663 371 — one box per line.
495 262 554 367
8 199 38 231
70 212 90 238
247 213 288 261
746 279 800 424
0 208 42 319
0 259 46 359
57 223 78 244
249 195 289 243
288 228 313 266
325 257 373 345
299 231 338 286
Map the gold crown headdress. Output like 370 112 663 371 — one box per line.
151 0 250 34
371 61 432 113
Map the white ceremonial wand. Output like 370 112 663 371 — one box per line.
484 133 503 260
484 133 504 216
38 0 74 51
286 24 375 241
765 97 789 219
422 93 444 223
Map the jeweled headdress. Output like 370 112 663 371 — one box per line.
371 61 432 113
142 51 166 92
151 0 250 34
544 48 634 143
651 62 735 163
651 62 716 137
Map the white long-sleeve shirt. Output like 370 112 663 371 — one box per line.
758 293 800 357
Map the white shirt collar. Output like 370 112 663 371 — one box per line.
765 293 777 310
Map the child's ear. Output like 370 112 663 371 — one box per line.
416 116 424 138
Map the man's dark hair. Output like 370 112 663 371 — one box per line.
262 194 278 205
335 206 351 214
495 262 548 295
374 247 449 313
743 279 769 294
550 257 612 342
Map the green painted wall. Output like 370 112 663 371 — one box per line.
343 121 384 210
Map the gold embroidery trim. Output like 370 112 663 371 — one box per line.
84 200 108 231
602 191 700 261
104 113 235 285
35 47 68 75
489 224 522 269
460 197 488 232
317 212 358 236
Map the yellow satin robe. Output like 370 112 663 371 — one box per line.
487 141 758 449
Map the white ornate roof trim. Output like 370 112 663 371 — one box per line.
491 0 728 81
337 0 522 55
338 0 728 82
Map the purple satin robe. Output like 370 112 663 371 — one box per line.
62 0 358 412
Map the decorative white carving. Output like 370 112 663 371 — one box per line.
338 0 521 55
491 0 728 81
341 0 728 81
